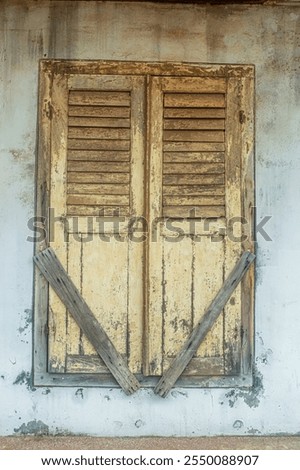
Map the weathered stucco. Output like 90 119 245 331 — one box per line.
0 0 300 436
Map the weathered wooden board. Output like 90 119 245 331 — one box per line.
68 150 130 162
68 117 130 128
68 139 130 151
67 161 130 173
163 162 224 174
69 105 130 118
161 77 227 93
68 127 130 140
67 194 129 206
163 205 225 218
67 205 130 217
164 130 225 142
68 172 130 184
163 173 225 186
163 142 225 152
163 185 225 196
164 108 226 119
69 90 131 106
164 93 225 108
164 152 224 163
164 119 225 130
34 248 140 395
163 195 225 206
67 183 129 195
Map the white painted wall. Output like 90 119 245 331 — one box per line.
0 0 300 436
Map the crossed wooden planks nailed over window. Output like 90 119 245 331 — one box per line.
34 248 255 397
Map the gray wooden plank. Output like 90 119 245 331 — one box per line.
154 251 255 398
33 248 140 395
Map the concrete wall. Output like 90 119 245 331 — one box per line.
0 0 300 436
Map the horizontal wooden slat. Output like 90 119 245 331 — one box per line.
163 195 225 206
160 219 226 237
68 161 130 173
163 356 224 376
68 117 130 128
69 105 130 118
66 355 110 374
68 74 135 92
163 163 224 175
67 183 129 195
163 142 225 152
68 127 130 140
163 206 225 218
67 205 130 217
161 77 227 94
68 150 130 162
68 139 130 151
66 217 130 235
67 194 129 206
68 172 130 184
164 108 226 119
69 91 131 106
164 174 225 186
164 119 225 130
164 93 225 108
163 185 225 196
164 130 224 143
164 152 224 163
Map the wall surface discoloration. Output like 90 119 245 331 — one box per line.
0 0 300 436
14 420 49 436
225 369 264 408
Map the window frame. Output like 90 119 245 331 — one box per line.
34 60 255 388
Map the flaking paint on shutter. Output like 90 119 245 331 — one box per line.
48 74 146 376
35 61 254 388
145 75 253 380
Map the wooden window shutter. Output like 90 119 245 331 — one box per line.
35 61 254 389
46 71 146 376
145 74 254 384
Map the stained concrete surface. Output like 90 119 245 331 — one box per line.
1 436 300 450
1 0 300 438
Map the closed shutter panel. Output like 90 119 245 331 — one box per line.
145 75 252 380
35 61 254 388
48 73 146 376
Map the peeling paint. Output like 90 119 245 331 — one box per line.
225 369 264 408
135 419 145 428
257 349 273 365
233 419 244 429
247 427 262 435
75 388 84 399
18 308 32 334
14 420 49 435
13 371 36 391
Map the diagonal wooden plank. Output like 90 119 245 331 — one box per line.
33 248 140 395
154 251 255 398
